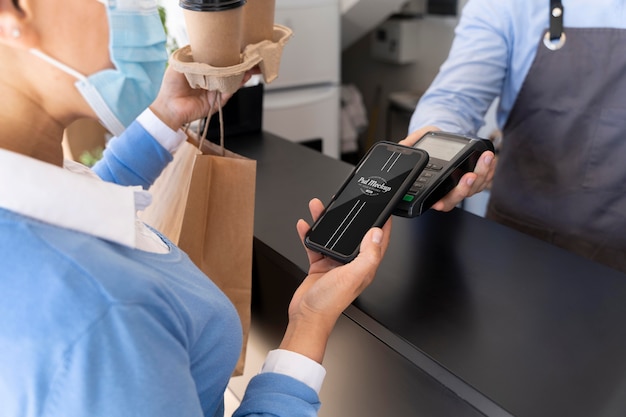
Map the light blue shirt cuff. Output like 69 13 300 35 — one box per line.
136 109 187 154
261 349 327 394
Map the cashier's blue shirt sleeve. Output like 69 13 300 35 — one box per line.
409 0 547 135
408 0 626 137
92 120 173 189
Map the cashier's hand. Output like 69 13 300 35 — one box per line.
399 125 496 212
149 65 261 132
279 198 391 364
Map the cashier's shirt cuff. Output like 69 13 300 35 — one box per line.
261 349 327 394
136 108 187 154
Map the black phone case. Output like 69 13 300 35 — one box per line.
304 141 429 263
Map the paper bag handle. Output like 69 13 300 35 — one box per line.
196 92 226 157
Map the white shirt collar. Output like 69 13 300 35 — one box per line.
0 149 151 249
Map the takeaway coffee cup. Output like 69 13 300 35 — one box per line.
180 0 246 67
241 0 276 47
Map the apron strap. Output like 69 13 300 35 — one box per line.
549 0 564 40
544 0 566 50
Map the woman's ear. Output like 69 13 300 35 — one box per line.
0 0 38 49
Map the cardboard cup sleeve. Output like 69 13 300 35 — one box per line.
182 6 243 67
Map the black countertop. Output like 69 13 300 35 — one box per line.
228 132 626 417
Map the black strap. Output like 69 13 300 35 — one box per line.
549 0 564 41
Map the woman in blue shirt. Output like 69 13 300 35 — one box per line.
0 0 391 416
403 0 626 272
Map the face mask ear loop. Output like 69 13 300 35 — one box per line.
29 49 87 82
29 47 126 136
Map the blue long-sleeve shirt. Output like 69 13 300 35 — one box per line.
409 0 626 136
93 120 174 189
0 149 322 417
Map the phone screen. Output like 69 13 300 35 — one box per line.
306 142 427 262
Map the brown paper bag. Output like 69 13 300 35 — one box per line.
139 131 255 376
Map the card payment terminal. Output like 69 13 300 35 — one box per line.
393 131 495 218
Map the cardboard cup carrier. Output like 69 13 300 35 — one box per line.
174 0 291 96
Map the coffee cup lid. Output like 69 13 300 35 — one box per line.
179 0 246 12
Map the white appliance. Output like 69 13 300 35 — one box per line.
264 0 341 158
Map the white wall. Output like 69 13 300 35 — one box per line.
341 0 471 151
341 15 457 146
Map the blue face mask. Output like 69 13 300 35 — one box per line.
30 0 168 136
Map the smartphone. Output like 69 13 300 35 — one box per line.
393 131 495 218
305 141 429 263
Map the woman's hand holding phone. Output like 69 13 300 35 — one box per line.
278 198 391 364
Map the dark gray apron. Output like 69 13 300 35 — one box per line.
486 24 626 273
